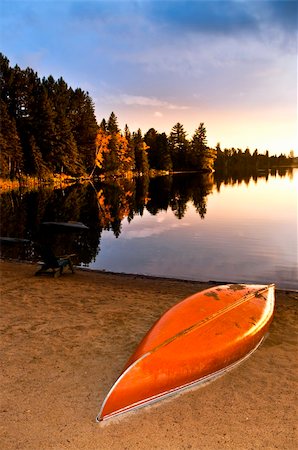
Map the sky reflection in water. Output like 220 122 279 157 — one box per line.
91 171 298 290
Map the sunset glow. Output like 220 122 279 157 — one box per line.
1 0 297 155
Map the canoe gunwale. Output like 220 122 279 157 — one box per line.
97 351 150 422
97 334 266 422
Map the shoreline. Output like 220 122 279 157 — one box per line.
3 258 298 293
1 164 297 191
77 266 298 294
1 260 297 449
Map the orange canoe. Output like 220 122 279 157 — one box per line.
97 283 275 421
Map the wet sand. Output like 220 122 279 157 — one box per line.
1 260 297 449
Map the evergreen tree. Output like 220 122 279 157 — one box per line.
44 76 83 174
156 132 172 171
124 124 135 171
191 123 216 172
144 128 159 169
102 112 120 172
0 99 23 178
107 112 119 134
124 124 131 140
133 129 149 175
145 127 172 171
168 123 188 170
0 54 9 90
52 115 81 175
32 83 56 167
25 135 48 177
99 118 107 131
69 89 98 172
11 67 43 175
2 53 294 180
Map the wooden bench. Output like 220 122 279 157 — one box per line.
35 246 76 277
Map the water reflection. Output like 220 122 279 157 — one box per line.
0 167 297 289
0 173 213 257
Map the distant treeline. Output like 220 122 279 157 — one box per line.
214 144 296 172
0 53 295 180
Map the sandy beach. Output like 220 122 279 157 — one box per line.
1 260 297 449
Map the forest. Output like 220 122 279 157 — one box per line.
0 53 295 181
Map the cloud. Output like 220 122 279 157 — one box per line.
1 0 296 154
105 94 189 110
265 0 298 31
147 1 258 35
144 0 297 45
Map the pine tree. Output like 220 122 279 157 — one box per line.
31 81 56 167
26 135 48 178
156 132 172 171
99 118 107 131
0 99 23 178
0 53 14 112
145 128 172 171
69 89 98 172
168 123 188 170
133 129 149 175
52 115 81 175
44 76 83 174
101 112 120 172
144 128 159 169
191 123 216 172
124 124 135 172
124 124 131 140
11 67 42 175
107 112 119 134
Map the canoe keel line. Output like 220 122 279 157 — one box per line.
97 284 275 421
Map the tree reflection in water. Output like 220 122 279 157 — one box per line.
0 167 294 265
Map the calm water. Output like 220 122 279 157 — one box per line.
90 170 298 290
1 168 297 290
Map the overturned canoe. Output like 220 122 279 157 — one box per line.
97 283 275 421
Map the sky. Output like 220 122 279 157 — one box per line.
1 0 297 155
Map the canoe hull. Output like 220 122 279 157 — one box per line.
98 283 275 421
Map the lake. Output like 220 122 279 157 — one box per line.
1 168 297 290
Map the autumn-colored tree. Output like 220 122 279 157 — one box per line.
91 116 134 176
115 133 133 173
90 128 111 177
1 53 294 179
94 113 134 175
